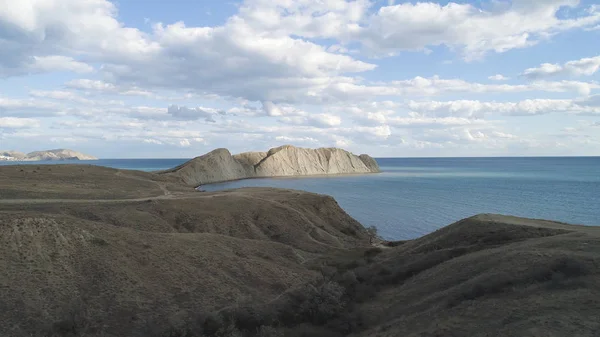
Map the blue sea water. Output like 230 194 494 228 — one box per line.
2 157 599 240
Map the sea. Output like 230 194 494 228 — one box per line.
2 157 598 240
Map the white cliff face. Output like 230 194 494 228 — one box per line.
252 145 377 177
162 145 380 186
0 149 97 161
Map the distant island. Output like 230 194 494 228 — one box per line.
160 144 381 186
0 149 97 161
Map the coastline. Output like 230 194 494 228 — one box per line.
192 170 382 189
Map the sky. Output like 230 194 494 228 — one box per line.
1 0 599 158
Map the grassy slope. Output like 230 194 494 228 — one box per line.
349 215 600 337
0 165 190 199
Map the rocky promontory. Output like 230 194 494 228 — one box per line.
0 149 97 161
161 145 381 186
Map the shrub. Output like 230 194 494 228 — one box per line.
226 305 269 331
297 282 346 325
215 320 241 337
364 248 383 259
202 313 225 336
255 325 284 337
276 281 347 326
449 256 592 307
89 237 109 246
46 299 93 337
451 271 515 306
366 226 379 244
325 310 365 335
384 240 407 247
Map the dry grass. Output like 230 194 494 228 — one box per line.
0 164 190 199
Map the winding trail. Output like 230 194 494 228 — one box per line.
0 191 210 205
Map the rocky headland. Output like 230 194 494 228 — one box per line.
160 145 381 186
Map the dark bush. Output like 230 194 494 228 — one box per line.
364 248 383 259
451 271 515 306
296 282 346 325
352 283 378 303
449 256 593 307
226 305 269 331
275 281 347 327
552 257 590 277
532 256 590 283
325 310 365 335
384 240 408 247
202 313 225 336
255 325 284 337
89 237 108 246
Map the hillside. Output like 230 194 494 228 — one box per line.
161 145 381 186
0 164 189 200
0 164 370 337
0 149 97 161
0 164 598 337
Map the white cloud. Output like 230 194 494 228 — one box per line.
387 76 599 96
143 139 163 145
279 113 342 128
65 79 160 98
411 126 520 146
275 136 319 143
1 0 598 106
30 56 94 74
349 125 392 139
488 74 509 81
262 101 283 116
354 1 600 59
29 90 97 105
0 96 61 117
407 98 600 117
522 55 600 79
66 79 117 92
167 105 224 122
334 138 352 148
0 117 40 128
388 116 489 128
236 0 600 60
578 94 600 107
0 0 374 103
309 114 342 127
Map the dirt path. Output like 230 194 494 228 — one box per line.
0 192 208 205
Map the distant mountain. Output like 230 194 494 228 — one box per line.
0 149 97 161
0 151 26 161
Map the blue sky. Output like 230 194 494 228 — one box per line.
1 0 599 158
